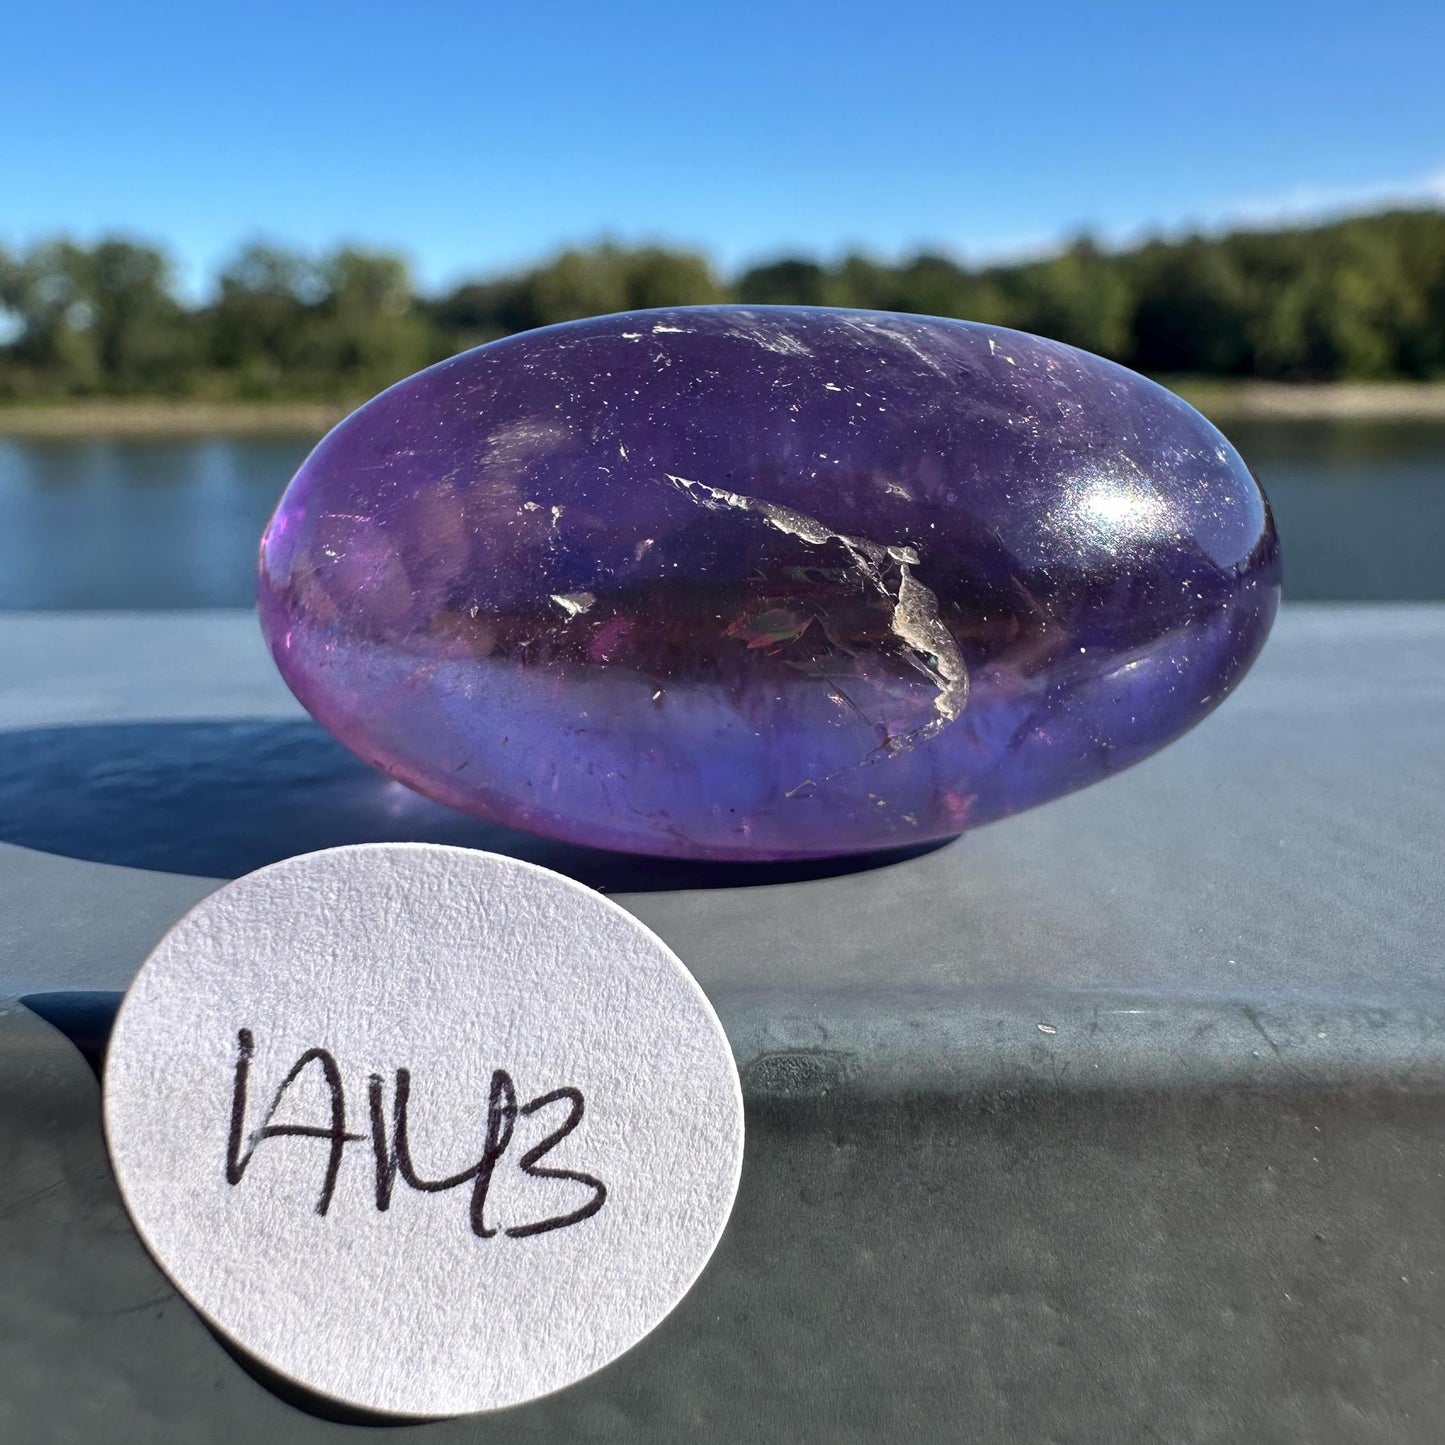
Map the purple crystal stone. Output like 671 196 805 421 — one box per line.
258 306 1280 861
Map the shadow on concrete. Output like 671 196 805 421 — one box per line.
0 721 951 890
22 991 119 1081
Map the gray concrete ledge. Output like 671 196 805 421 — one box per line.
2 605 1443 1442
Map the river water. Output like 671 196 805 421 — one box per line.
0 420 1441 608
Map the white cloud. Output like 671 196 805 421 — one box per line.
1220 167 1445 229
921 167 1445 270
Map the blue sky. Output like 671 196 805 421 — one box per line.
4 0 1442 296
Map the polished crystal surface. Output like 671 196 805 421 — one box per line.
257 306 1280 860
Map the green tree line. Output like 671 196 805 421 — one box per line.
2 208 1443 400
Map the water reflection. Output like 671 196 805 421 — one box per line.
0 421 1442 607
1227 419 1445 601
0 434 311 609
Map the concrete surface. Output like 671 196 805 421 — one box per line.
2 606 1443 1444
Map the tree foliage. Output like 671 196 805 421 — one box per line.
2 210 1443 399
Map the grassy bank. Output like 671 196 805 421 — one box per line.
0 399 358 438
2 381 1445 439
1169 380 1445 424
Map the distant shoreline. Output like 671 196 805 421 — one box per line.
2 381 1444 438
0 400 358 438
1168 380 1445 424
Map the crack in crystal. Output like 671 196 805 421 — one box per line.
664 473 968 745
550 591 595 617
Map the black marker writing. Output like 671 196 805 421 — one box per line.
509 1088 606 1238
226 1029 607 1237
367 1066 519 1237
225 1028 363 1215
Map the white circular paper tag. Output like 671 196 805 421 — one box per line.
103 843 744 1418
